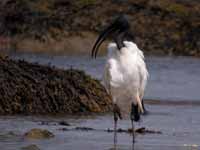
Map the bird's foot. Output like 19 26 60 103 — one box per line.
113 103 122 147
131 119 135 144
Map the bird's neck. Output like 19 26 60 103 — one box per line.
108 41 139 57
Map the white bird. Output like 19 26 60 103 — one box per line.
91 15 149 144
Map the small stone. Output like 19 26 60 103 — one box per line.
58 128 69 131
117 128 126 133
21 144 40 150
75 127 94 131
24 128 54 139
38 121 49 125
135 127 146 133
58 121 70 126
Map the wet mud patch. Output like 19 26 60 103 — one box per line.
38 120 71 126
58 126 162 135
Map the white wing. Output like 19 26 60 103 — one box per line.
102 41 149 114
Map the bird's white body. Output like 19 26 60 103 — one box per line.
103 41 148 117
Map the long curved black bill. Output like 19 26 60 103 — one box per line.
91 25 116 58
91 15 130 58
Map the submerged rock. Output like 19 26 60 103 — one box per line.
107 127 162 134
0 57 112 115
0 131 19 139
131 127 162 134
24 128 54 139
58 128 69 131
75 127 94 131
58 121 70 126
57 126 162 135
21 145 40 150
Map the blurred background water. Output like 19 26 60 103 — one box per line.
11 53 200 101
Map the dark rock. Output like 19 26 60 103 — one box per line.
38 121 57 126
0 57 112 115
107 127 162 134
135 127 146 133
75 127 94 131
58 128 69 131
58 121 70 126
24 128 54 139
130 127 162 134
38 121 49 125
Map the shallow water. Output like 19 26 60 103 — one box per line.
1 53 199 149
11 53 200 101
0 104 200 150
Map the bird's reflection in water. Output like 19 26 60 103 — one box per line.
109 137 135 150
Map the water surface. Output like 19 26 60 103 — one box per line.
11 54 200 101
0 104 199 150
1 53 199 150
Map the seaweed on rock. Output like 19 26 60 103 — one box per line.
0 57 112 115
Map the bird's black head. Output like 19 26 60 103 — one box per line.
91 15 131 58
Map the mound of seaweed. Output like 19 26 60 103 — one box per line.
0 56 112 115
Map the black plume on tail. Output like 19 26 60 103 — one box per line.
131 103 140 122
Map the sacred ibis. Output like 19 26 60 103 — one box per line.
91 15 149 143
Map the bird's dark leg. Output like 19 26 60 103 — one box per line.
130 102 140 143
113 103 122 147
113 106 118 147
114 111 117 147
131 119 135 144
130 103 135 143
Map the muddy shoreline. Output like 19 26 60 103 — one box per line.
0 0 200 56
